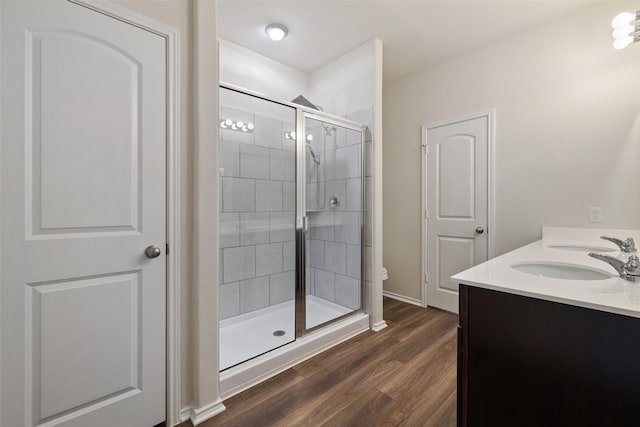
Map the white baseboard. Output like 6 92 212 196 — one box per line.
383 290 424 307
179 407 192 423
371 320 388 331
178 400 226 426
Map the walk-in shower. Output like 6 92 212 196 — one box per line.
218 84 367 374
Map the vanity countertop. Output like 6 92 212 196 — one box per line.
452 227 640 318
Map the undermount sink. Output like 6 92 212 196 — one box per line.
547 244 616 253
511 262 612 280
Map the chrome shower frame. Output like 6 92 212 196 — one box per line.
220 82 367 338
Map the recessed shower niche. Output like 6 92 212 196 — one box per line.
218 85 369 371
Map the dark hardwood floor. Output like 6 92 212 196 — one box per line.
185 297 458 427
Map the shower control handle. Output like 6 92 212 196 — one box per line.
329 194 340 210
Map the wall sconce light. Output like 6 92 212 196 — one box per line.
220 118 254 133
612 10 640 49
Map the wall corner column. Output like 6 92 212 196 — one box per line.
371 38 387 332
191 0 225 423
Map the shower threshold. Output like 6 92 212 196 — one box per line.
220 295 352 371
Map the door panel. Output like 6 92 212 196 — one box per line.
31 273 141 421
1 1 166 426
437 135 475 219
33 29 141 233
437 236 474 292
426 116 489 313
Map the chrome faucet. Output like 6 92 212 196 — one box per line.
588 253 640 282
600 236 636 253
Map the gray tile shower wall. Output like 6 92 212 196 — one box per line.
306 105 373 312
219 104 373 319
219 106 296 320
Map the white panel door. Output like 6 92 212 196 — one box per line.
1 1 167 426
426 115 489 313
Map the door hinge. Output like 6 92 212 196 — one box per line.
425 209 429 219
166 243 169 255
425 273 429 283
424 144 429 154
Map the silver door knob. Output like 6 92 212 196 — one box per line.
145 245 162 259
475 227 485 234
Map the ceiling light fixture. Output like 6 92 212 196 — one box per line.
265 23 288 41
611 10 640 49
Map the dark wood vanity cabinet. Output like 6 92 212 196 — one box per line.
457 284 640 427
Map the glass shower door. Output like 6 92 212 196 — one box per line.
219 85 368 368
302 115 364 331
218 87 297 370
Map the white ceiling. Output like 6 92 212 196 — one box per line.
216 0 596 82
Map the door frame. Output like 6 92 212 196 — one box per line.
297 111 367 336
45 1 182 424
421 110 495 308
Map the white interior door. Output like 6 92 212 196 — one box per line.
1 1 167 426
425 115 490 313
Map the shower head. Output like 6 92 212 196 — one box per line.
291 95 320 110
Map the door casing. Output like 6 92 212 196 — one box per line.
421 110 495 308
0 0 181 424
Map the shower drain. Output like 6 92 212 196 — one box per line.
273 330 286 337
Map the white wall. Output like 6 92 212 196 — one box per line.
219 37 377 117
219 37 377 116
309 40 376 116
219 38 377 116
383 1 640 301
219 38 308 101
